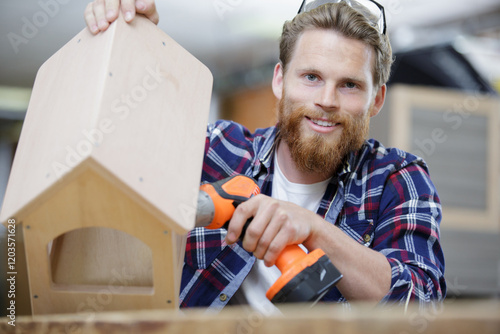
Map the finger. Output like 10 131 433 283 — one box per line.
104 0 120 22
251 213 283 260
121 0 137 22
93 0 110 31
84 2 99 34
136 0 159 24
226 197 261 244
262 228 290 267
241 200 278 253
259 206 305 266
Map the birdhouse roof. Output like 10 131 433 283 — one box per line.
0 14 213 234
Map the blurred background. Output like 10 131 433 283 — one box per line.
0 0 499 314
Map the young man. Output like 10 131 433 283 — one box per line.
85 0 446 311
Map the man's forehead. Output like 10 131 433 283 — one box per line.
289 29 375 75
295 29 373 57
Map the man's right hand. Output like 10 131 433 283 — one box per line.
84 0 159 35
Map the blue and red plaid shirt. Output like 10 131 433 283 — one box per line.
180 120 446 310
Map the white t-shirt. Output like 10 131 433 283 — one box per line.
231 152 330 313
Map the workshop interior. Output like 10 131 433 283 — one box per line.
0 0 499 327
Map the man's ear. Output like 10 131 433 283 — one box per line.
370 84 386 117
272 63 284 100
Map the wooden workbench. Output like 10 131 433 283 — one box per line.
1 300 499 334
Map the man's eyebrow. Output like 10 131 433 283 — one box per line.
295 67 368 84
295 67 321 75
341 76 367 84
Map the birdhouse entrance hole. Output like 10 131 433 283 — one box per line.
48 226 154 294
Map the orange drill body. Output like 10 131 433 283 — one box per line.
198 175 260 230
196 175 342 304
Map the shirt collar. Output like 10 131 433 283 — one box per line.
338 141 370 181
252 126 277 178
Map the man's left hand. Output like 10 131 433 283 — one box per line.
226 194 322 266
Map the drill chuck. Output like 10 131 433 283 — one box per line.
195 190 215 227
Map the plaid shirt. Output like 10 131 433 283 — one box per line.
180 120 446 310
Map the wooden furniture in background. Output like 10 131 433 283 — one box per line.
369 84 500 297
0 14 212 315
370 84 500 231
221 85 277 132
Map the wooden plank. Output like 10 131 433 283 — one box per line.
2 301 499 334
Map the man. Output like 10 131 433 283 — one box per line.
84 0 446 312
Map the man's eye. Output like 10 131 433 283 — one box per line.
305 74 318 81
345 82 357 89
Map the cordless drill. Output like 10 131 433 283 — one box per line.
195 175 343 304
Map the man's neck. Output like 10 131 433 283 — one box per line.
276 142 333 184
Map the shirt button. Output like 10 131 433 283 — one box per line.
219 293 228 302
363 234 371 243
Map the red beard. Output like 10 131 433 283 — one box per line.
276 94 370 178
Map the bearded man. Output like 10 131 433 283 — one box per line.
84 0 446 311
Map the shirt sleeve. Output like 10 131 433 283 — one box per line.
374 160 446 308
202 120 258 183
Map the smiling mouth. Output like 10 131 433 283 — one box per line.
306 117 339 128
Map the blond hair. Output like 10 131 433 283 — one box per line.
279 2 393 88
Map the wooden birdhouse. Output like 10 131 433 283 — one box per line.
0 14 212 315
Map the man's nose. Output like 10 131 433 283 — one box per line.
315 84 339 111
